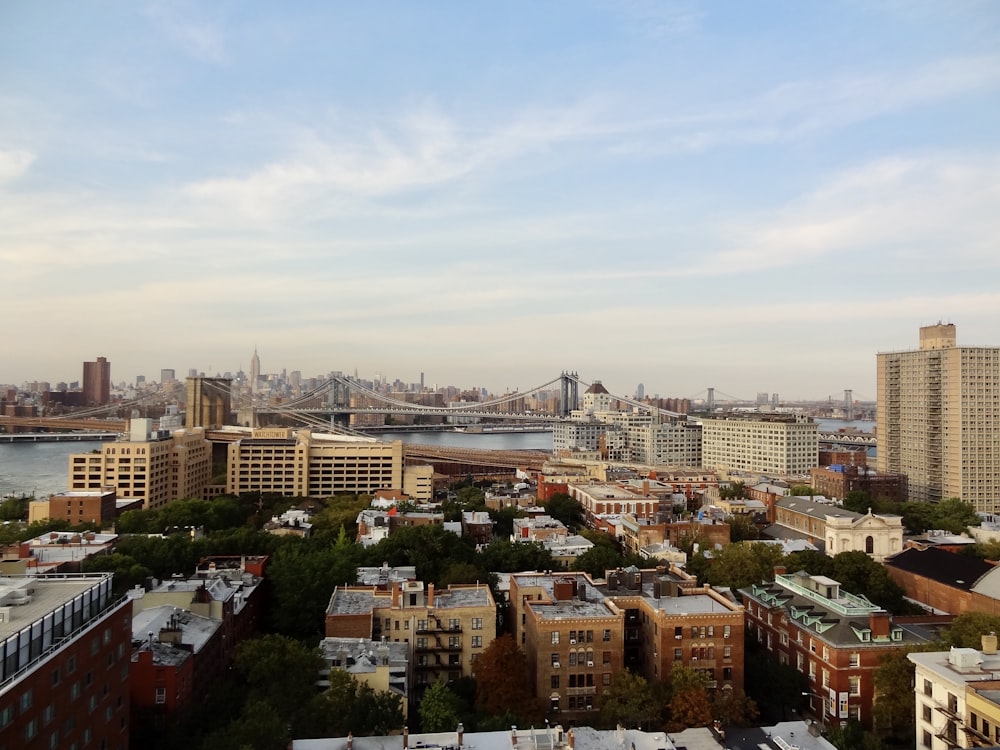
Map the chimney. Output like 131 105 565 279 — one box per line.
774 565 787 577
403 726 408 749
427 582 435 608
511 725 517 746
392 581 401 607
567 728 575 749
984 632 998 655
457 722 464 747
869 611 891 639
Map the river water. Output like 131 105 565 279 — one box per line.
0 418 873 499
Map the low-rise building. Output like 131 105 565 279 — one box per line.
324 581 497 706
318 636 410 719
770 497 903 561
910 637 1000 750
701 413 818 477
509 567 744 722
29 488 118 526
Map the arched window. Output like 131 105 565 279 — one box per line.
865 535 874 554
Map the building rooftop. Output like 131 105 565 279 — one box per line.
885 547 994 591
132 605 220 658
0 574 111 641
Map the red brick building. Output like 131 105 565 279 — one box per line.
884 547 995 615
740 567 933 729
0 574 132 749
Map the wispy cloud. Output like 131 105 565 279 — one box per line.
0 149 33 183
144 2 228 64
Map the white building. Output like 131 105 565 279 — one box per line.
701 413 818 477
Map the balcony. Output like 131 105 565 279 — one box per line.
566 686 597 696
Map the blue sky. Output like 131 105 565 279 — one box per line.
2 1 999 401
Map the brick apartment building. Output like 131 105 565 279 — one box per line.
740 567 932 729
0 574 132 749
509 567 744 722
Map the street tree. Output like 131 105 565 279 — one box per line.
474 634 543 723
598 670 663 730
667 665 712 732
419 680 465 733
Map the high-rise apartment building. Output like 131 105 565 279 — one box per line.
82 356 111 405
877 323 1000 509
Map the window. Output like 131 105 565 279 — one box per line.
449 618 460 630
0 706 13 728
822 669 830 689
568 652 577 667
471 636 482 648
551 653 560 667
603 651 611 665
472 618 483 630
20 690 32 712
603 630 611 642
675 626 683 639
417 619 428 631
448 635 460 649
551 675 559 689
723 625 731 639
25 718 38 741
923 679 933 696
849 676 860 696
922 730 932 747
603 673 611 686
674 648 683 661
551 631 560 645
849 653 860 667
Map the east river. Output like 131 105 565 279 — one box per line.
0 418 872 499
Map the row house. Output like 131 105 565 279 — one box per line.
741 567 932 729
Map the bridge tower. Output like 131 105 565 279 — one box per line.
844 389 854 421
185 377 233 429
560 372 579 417
706 387 715 413
327 376 352 408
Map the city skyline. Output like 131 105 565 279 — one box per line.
2 3 999 398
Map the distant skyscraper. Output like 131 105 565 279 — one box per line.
82 356 111 405
160 368 175 383
877 323 1000 510
250 347 261 394
635 383 644 400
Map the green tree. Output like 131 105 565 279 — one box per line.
571 544 626 579
719 482 748 500
843 490 874 514
942 612 1000 648
706 542 785 591
789 485 815 497
598 670 663 730
826 719 885 750
545 493 585 529
726 514 759 542
322 669 404 737
744 636 808 723
830 551 917 614
419 680 465 732
872 649 921 745
479 539 556 574
711 687 758 728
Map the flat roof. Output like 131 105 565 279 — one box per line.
0 576 109 641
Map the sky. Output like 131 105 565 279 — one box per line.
2 1 999 402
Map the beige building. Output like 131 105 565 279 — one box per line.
510 567 744 721
773 497 904 562
324 581 496 704
877 323 1000 510
700 413 818 477
67 420 213 510
225 428 433 500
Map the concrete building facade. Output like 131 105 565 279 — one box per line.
68 422 213 510
226 428 432 500
877 323 1000 510
701 414 818 477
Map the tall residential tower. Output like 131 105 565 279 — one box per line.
877 323 1000 510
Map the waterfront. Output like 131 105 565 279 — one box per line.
0 417 874 499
